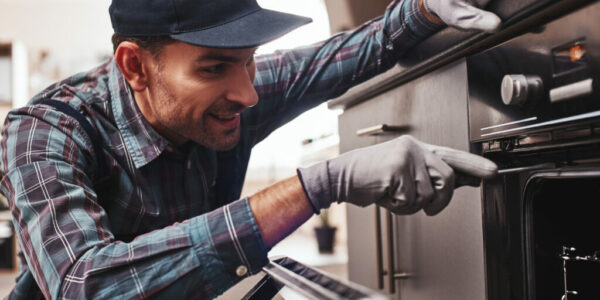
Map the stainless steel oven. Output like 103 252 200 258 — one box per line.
467 1 600 299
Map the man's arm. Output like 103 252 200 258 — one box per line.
249 176 312 249
246 0 442 146
246 0 501 147
250 135 499 252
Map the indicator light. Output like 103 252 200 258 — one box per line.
570 44 586 62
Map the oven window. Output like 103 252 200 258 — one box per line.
525 177 600 299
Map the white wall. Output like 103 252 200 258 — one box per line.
0 0 113 53
0 0 114 106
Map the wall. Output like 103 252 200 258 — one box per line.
324 0 390 33
0 0 114 111
0 0 113 53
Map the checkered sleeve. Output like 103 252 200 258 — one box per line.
0 106 267 299
248 0 443 144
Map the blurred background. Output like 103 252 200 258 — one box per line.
0 0 390 297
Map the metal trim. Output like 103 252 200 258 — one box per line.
480 110 600 137
480 117 538 131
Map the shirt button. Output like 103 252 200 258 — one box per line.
236 265 248 277
166 146 174 152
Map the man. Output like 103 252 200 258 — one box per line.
0 0 500 298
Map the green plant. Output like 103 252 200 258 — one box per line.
318 209 331 228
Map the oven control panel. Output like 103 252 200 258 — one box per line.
467 1 600 142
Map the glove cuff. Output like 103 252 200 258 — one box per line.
419 0 445 25
296 161 333 214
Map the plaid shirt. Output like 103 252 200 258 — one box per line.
0 0 439 299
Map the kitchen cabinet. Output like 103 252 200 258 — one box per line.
330 1 593 298
339 59 485 300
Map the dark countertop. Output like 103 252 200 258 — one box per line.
328 0 597 110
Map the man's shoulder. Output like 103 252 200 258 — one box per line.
28 59 114 113
4 60 115 129
3 59 117 147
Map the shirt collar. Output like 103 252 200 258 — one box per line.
107 59 170 169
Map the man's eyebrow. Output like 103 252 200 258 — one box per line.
195 53 241 63
195 50 257 63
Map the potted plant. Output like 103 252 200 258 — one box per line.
314 209 337 253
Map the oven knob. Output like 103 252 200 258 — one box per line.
501 74 543 105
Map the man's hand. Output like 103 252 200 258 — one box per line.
421 0 502 33
297 135 497 216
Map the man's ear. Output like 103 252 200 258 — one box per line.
114 42 150 91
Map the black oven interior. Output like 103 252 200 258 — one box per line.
482 152 600 300
525 174 600 299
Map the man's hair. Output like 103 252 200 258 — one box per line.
111 33 175 58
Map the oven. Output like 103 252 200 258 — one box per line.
467 1 600 299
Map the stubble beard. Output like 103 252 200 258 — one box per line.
152 72 241 151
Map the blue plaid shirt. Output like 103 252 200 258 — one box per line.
0 0 440 298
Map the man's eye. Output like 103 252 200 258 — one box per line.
200 65 225 74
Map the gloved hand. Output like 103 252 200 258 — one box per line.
422 0 502 33
297 135 497 216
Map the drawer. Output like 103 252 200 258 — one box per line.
338 88 414 154
338 59 471 153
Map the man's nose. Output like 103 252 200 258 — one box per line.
226 68 259 108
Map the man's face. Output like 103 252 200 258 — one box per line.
139 41 258 150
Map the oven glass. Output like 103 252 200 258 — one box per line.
525 177 600 299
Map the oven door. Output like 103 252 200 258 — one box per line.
482 155 600 300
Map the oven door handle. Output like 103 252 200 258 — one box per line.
497 163 556 175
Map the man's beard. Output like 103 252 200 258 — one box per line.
151 73 244 150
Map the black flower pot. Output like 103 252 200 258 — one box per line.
314 226 337 253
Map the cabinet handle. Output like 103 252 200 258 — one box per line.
375 206 412 295
375 206 384 290
356 124 411 137
386 210 396 294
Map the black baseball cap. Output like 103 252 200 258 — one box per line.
109 0 313 49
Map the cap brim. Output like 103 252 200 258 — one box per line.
170 9 312 49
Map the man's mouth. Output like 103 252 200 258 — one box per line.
210 113 239 121
208 113 241 129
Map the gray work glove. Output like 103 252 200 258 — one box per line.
297 135 497 216
424 0 502 32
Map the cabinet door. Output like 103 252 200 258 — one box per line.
340 59 486 300
339 65 416 292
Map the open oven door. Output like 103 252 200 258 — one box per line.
523 170 600 300
242 256 388 300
